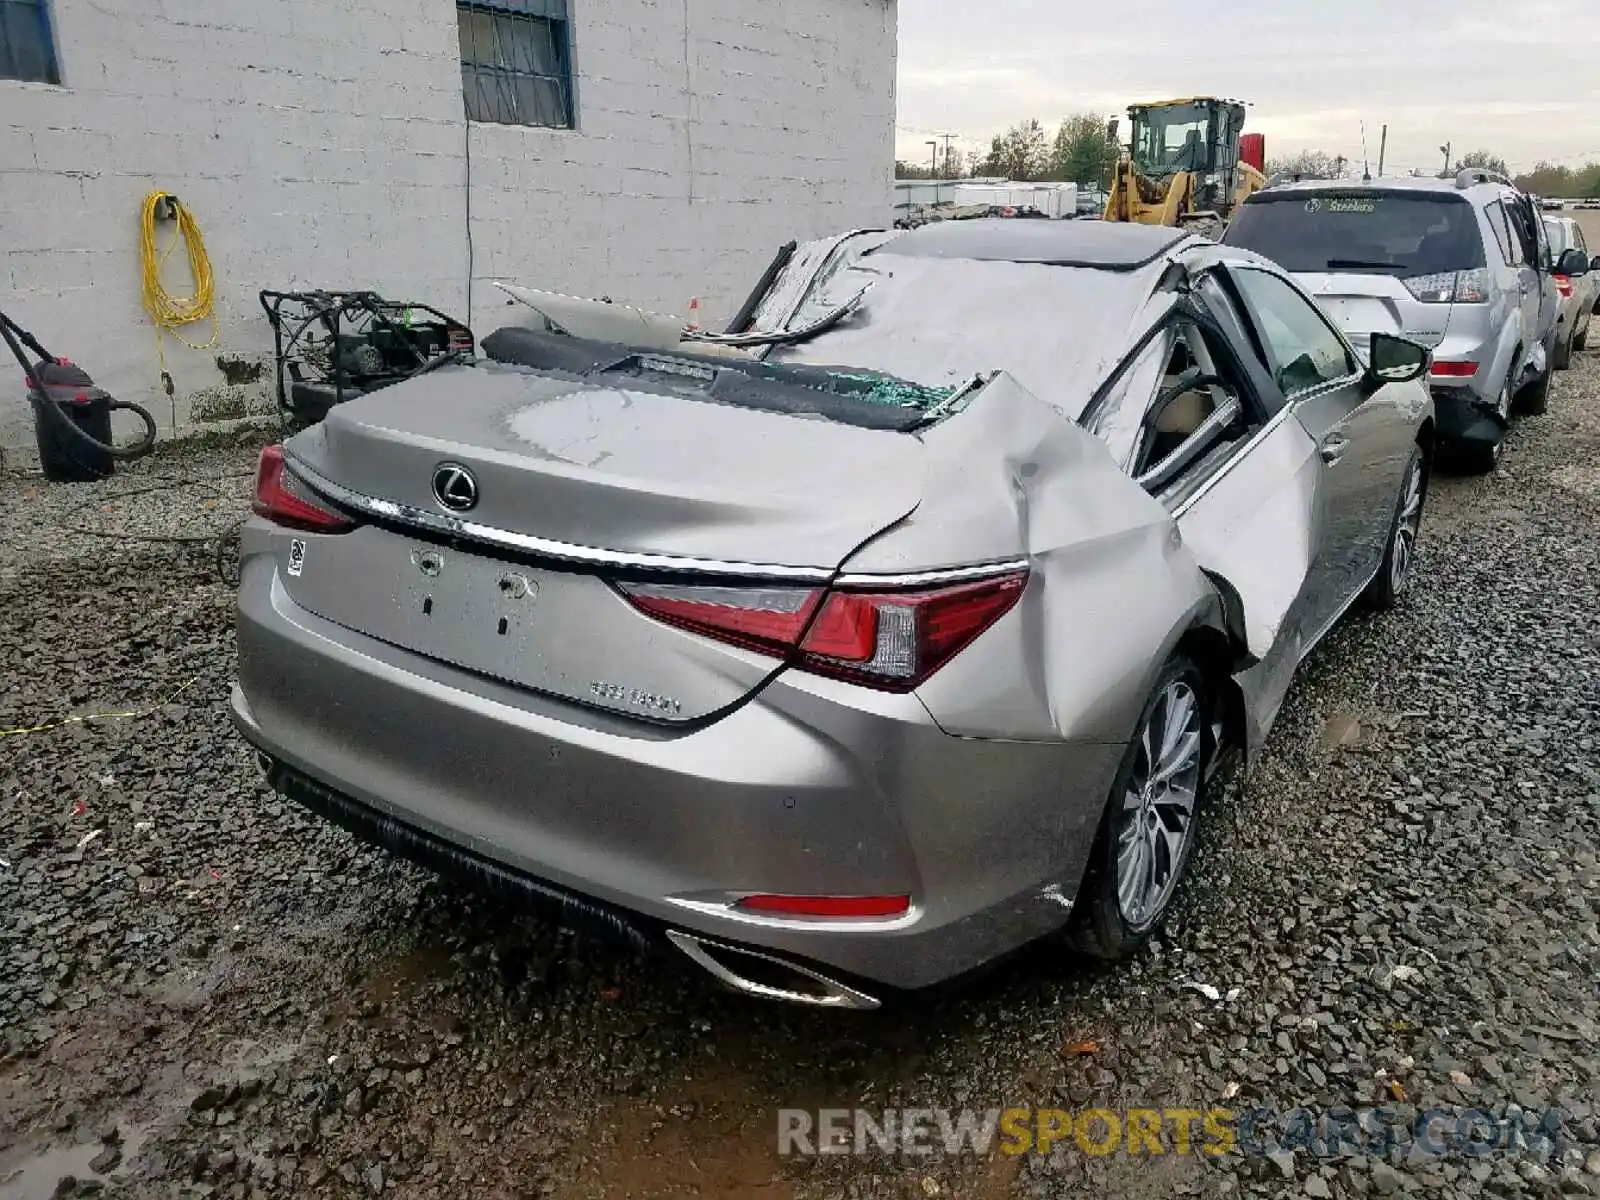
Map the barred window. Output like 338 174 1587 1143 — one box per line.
458 0 574 129
0 0 60 84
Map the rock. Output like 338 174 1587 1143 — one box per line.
87 1147 120 1174
191 1085 227 1112
1305 1177 1331 1198
364 1163 386 1194
1370 1162 1403 1195
1267 1148 1296 1180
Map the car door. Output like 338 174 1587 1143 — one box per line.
1505 193 1554 358
1219 263 1399 644
1574 225 1600 320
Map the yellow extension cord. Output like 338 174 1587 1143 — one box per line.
139 190 219 377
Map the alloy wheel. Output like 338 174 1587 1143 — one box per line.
1389 460 1424 595
1115 680 1202 928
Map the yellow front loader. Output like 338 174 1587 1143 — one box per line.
1102 98 1267 234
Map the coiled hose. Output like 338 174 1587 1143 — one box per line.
140 189 219 367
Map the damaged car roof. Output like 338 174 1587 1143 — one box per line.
874 219 1192 269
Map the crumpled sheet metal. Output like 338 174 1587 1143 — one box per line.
843 371 1317 753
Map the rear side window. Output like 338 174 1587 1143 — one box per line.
1487 203 1520 265
1225 192 1486 279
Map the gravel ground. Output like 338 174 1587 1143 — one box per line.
2 351 1599 1200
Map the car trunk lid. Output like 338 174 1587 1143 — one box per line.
274 360 926 722
1293 271 1452 352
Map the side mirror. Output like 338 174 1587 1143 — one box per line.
1592 254 1600 273
1365 332 1428 387
1556 247 1589 275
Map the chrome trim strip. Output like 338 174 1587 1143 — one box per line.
1167 402 1298 520
665 929 881 1010
664 894 924 933
280 451 835 583
833 559 1031 588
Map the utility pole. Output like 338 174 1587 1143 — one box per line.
1377 124 1387 177
940 133 955 179
1440 142 1451 176
927 140 938 206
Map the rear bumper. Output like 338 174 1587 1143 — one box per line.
1430 385 1503 447
232 557 1122 993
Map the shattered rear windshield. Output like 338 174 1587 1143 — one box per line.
478 326 954 431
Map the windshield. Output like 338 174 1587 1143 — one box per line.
1132 103 1213 177
1225 192 1486 277
761 244 1156 421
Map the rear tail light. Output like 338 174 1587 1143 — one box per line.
1403 267 1488 304
619 569 1027 692
735 894 911 919
251 444 355 533
1553 274 1572 299
1429 360 1479 378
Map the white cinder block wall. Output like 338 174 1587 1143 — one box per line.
0 0 897 450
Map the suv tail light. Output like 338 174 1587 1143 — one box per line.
251 445 355 532
1430 360 1479 378
618 570 1027 692
1553 273 1573 299
1402 267 1489 304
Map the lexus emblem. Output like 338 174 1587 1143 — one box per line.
431 462 478 512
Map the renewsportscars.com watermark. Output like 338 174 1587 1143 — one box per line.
778 1105 1569 1160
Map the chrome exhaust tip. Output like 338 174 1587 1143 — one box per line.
665 929 880 1011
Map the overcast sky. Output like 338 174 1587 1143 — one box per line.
896 0 1600 175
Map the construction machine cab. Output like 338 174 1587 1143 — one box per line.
1130 99 1246 197
1105 97 1262 229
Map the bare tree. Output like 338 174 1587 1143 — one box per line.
1264 150 1341 181
978 120 1051 181
1453 149 1510 178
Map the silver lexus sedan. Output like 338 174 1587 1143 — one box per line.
233 221 1434 1009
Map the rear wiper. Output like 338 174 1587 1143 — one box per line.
683 286 870 348
1324 259 1393 270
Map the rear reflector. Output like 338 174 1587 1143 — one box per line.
735 894 911 918
251 444 355 533
1429 360 1478 378
618 569 1027 692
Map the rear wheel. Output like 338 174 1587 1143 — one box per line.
1576 316 1590 351
1553 325 1573 371
1070 658 1206 961
1364 446 1426 610
1517 343 1554 415
1461 379 1511 473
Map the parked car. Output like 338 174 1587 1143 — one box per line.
233 221 1433 1010
1543 215 1598 367
1224 170 1560 471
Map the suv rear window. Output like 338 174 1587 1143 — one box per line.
1225 191 1486 278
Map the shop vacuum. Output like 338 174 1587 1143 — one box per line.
1 307 156 481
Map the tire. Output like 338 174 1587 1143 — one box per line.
1069 657 1207 961
1364 446 1427 610
1460 376 1511 473
1576 317 1590 352
1516 352 1551 416
1553 325 1572 371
